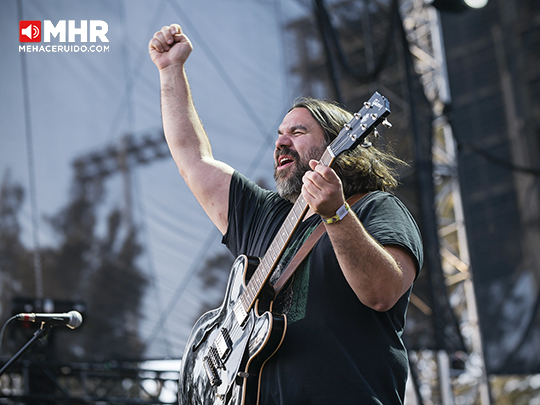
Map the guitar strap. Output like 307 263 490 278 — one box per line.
272 192 366 295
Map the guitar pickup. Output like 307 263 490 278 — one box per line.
215 328 233 360
233 301 248 326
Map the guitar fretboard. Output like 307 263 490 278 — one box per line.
239 149 335 312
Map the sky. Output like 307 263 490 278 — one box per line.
0 0 309 359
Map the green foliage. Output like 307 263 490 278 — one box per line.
0 171 33 317
0 171 148 362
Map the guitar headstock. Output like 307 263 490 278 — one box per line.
328 92 391 158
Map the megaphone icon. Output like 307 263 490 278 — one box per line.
21 24 39 40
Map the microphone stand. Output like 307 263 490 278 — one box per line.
0 322 52 377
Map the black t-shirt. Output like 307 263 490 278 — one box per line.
222 171 423 404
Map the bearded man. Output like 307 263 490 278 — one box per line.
149 23 423 405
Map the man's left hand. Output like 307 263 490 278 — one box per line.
302 159 345 219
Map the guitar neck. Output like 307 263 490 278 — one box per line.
239 149 336 312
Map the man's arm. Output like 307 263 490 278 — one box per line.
149 24 233 234
302 160 417 312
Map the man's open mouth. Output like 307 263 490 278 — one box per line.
277 155 295 169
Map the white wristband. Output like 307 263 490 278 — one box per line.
322 202 350 224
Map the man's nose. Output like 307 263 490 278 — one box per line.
275 133 292 150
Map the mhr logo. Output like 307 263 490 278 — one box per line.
19 20 109 43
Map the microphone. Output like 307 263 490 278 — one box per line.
16 310 83 329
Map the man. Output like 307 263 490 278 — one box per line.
149 24 423 404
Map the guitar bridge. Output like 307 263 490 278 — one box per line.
203 355 221 387
209 346 225 370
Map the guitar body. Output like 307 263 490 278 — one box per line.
179 255 287 405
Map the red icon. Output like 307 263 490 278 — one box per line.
20 21 41 42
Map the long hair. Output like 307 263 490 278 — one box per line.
290 97 406 196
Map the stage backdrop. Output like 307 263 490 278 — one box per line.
440 0 540 374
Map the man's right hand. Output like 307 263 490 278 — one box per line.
148 24 193 71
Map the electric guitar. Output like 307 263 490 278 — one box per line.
179 92 392 405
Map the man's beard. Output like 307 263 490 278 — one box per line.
274 143 326 203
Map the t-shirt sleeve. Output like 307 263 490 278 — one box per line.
222 171 292 259
354 192 424 276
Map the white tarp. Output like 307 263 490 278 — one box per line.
0 0 307 359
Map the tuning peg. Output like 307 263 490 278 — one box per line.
373 128 380 138
382 118 392 128
361 141 372 148
364 101 372 108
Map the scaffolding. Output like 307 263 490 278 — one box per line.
285 0 495 402
399 0 490 403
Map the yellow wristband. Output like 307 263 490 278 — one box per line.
322 202 350 224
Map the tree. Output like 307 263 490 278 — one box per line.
0 171 33 326
0 170 148 362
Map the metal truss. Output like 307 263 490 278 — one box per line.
0 359 179 404
398 0 491 404
71 130 169 229
73 131 169 183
